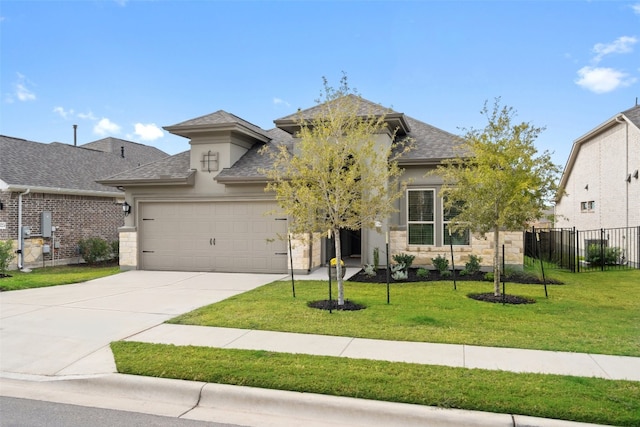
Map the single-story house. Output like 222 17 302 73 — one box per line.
0 136 168 269
555 104 640 230
100 97 524 275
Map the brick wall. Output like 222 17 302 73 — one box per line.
0 190 123 268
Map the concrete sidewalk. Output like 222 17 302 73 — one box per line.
126 324 640 381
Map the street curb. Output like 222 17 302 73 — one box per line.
194 379 607 427
0 374 611 427
0 374 205 418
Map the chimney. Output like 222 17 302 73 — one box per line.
73 124 78 146
121 146 125 158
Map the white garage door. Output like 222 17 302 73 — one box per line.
139 201 288 273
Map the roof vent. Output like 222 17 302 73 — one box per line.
121 146 125 158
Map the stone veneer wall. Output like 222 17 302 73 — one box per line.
389 229 524 269
0 190 123 269
289 233 323 273
118 228 137 270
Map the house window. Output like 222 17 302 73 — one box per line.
407 189 434 245
580 201 595 212
443 199 470 245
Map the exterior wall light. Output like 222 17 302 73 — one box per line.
123 201 132 216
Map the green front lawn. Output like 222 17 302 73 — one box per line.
0 264 120 291
169 269 640 356
111 343 640 426
112 268 640 425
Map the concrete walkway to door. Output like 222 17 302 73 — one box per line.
0 270 282 378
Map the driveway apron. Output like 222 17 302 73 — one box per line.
0 271 281 378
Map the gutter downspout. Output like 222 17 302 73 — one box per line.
17 188 30 269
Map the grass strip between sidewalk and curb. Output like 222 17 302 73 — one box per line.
111 341 640 426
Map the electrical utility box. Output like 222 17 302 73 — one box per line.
41 211 52 238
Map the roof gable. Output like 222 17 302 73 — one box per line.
557 105 640 201
274 94 410 136
164 110 271 142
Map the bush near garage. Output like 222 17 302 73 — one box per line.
78 237 118 265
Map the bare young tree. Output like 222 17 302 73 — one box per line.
262 75 411 305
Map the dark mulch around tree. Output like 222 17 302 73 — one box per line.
468 293 536 304
347 268 563 285
0 273 11 279
307 300 366 311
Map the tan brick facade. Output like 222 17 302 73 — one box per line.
118 227 137 270
389 228 523 270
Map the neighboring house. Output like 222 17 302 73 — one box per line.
555 105 640 231
0 136 168 269
100 98 524 274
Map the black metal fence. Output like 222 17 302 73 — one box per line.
525 226 640 272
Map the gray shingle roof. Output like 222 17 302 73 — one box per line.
274 94 411 136
165 110 271 140
105 97 463 185
81 137 168 165
623 105 640 128
216 128 292 182
98 151 193 185
0 135 167 194
276 94 393 122
397 115 464 163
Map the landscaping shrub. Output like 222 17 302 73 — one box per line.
363 264 376 277
78 237 112 265
461 254 482 275
586 244 621 266
417 268 429 279
110 240 119 260
0 240 15 276
373 247 380 270
392 253 415 270
431 254 449 275
390 263 407 280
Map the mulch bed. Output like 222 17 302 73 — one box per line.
468 293 536 304
347 268 562 285
345 268 563 305
307 300 366 311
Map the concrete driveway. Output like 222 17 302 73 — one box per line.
0 270 282 379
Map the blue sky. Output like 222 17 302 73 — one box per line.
1 1 639 169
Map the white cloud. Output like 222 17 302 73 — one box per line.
53 106 74 119
13 73 36 102
575 66 637 93
77 111 97 121
632 3 640 15
93 118 121 136
592 36 638 63
133 123 164 141
273 97 291 107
